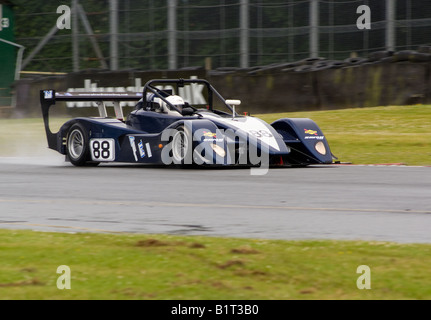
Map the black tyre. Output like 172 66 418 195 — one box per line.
171 126 189 164
66 123 99 167
368 50 393 62
393 50 417 62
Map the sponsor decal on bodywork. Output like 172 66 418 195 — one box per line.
145 142 152 158
129 137 152 160
128 136 138 161
304 129 318 135
203 130 223 142
138 140 146 158
203 131 216 138
304 128 324 140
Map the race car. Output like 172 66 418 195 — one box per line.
40 78 334 167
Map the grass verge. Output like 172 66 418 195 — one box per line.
256 104 431 165
0 229 430 300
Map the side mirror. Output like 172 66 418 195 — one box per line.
225 99 241 119
225 99 241 106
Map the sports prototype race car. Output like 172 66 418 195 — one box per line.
41 78 334 168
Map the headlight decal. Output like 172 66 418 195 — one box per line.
315 141 326 155
210 143 226 157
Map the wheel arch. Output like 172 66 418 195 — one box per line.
271 118 334 165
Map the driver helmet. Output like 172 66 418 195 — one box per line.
165 95 185 112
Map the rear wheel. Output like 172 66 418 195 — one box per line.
66 123 99 167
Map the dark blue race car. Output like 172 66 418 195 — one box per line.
41 78 335 168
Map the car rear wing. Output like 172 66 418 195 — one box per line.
40 89 142 151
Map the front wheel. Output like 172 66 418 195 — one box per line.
66 123 99 167
171 126 193 165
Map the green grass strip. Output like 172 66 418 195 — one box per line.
256 104 431 166
0 229 430 300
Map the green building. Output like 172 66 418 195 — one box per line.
0 1 17 107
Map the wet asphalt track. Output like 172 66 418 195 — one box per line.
1 156 431 243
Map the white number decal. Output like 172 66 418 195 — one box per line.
249 130 273 138
90 139 115 161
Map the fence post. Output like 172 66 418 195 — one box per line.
288 0 294 61
386 0 396 52
110 0 118 70
240 0 249 68
72 0 79 72
168 0 177 70
310 0 319 58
